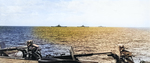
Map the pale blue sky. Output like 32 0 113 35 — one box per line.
0 0 150 27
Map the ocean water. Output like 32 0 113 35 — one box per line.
0 26 70 56
1 26 150 62
125 27 150 62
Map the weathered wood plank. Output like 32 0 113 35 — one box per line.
0 57 38 63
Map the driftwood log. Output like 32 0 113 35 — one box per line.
0 42 135 63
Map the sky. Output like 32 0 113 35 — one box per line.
0 0 150 27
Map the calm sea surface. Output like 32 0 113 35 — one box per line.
1 26 150 62
0 26 70 56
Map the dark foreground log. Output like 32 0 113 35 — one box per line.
38 58 98 63
0 44 136 63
